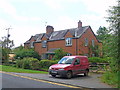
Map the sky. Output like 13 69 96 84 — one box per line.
0 0 117 48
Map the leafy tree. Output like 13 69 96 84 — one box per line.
106 0 119 73
14 48 41 60
96 26 109 41
0 36 14 64
53 48 67 60
101 0 120 87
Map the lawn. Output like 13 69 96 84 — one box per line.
0 65 48 74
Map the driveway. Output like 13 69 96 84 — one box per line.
6 72 113 88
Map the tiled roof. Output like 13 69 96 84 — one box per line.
25 26 89 43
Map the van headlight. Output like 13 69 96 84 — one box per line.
58 68 64 70
49 66 52 70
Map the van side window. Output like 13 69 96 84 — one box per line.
74 58 80 65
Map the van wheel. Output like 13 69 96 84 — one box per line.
52 75 56 77
66 71 72 79
84 69 89 76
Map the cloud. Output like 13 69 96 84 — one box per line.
42 0 62 9
0 0 41 22
81 0 117 16
53 16 76 30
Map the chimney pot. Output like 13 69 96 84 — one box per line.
46 25 54 34
78 20 82 28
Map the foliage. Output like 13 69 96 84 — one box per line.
53 48 67 60
101 71 118 87
101 0 120 88
0 65 48 74
2 48 10 64
14 48 41 60
16 57 40 70
88 57 109 63
96 26 109 41
105 0 119 73
39 60 59 69
0 35 14 64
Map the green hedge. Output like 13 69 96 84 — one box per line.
88 57 110 63
14 49 41 60
16 58 59 70
39 60 59 69
16 57 40 70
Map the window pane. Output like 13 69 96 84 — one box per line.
66 38 72 46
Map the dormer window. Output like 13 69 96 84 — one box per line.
30 41 34 48
66 38 72 46
42 40 47 48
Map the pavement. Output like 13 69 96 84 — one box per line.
6 72 113 88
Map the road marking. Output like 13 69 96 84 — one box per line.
1 71 81 88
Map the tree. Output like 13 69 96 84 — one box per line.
53 48 67 60
96 26 109 41
0 36 14 64
106 0 119 73
102 0 120 87
14 48 41 60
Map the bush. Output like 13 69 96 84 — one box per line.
101 71 118 87
16 57 40 70
53 48 67 60
88 57 109 63
39 60 59 69
14 48 41 60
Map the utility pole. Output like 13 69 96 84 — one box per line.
6 26 12 49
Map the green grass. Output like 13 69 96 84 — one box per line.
0 65 48 74
101 71 118 88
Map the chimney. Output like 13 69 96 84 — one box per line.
78 20 82 28
46 25 54 34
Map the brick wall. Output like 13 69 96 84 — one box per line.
30 27 102 58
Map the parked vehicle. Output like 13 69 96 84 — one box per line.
48 56 89 79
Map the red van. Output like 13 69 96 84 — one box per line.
48 56 89 79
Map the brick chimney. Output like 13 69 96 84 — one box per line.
46 25 54 34
78 20 82 28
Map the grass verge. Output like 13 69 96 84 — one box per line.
101 71 118 88
0 65 48 74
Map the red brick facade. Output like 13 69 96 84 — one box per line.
24 21 102 59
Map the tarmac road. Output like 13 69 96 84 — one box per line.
2 73 72 88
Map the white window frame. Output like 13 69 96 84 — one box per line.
85 38 88 46
30 41 34 48
42 40 47 48
66 38 72 46
92 39 95 47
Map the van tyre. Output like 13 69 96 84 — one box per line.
84 69 89 76
66 71 72 79
52 75 56 77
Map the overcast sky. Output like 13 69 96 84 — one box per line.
0 0 117 47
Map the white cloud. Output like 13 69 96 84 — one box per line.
0 0 41 22
42 0 62 9
81 0 117 16
53 16 76 30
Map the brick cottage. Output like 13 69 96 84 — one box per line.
24 20 102 59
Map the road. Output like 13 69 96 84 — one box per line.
2 73 73 88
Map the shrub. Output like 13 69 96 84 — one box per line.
53 48 67 60
16 57 40 70
39 60 59 69
29 59 40 70
16 59 24 68
88 57 109 63
14 48 41 60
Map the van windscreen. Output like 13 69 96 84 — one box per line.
58 57 74 64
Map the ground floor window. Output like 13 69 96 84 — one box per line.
67 53 72 56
